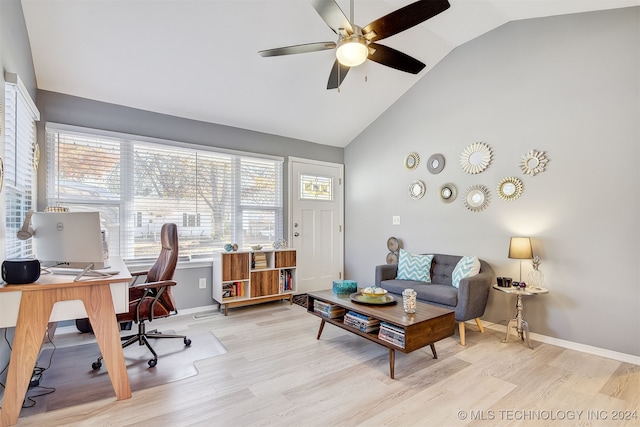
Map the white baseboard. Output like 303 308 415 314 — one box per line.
478 320 640 366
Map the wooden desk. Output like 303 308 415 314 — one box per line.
0 258 132 426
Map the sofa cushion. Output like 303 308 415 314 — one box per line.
379 280 458 307
396 249 433 283
452 255 481 288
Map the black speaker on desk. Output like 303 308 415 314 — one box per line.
2 258 41 284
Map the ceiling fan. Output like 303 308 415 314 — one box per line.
258 0 451 90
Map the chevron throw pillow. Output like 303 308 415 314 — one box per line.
396 249 433 283
452 256 481 288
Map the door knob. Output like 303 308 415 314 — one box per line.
294 232 299 237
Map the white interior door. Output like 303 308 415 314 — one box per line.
289 158 343 294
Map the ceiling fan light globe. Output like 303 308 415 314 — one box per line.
336 37 368 67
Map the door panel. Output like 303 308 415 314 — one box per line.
290 159 343 294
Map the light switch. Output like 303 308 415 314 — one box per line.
392 216 400 225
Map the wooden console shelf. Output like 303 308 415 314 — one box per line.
213 249 296 315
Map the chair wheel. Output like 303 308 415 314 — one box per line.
184 337 192 346
148 359 157 368
92 361 102 370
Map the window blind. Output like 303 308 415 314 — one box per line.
45 125 283 260
4 75 39 259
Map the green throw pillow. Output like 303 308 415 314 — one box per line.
396 249 433 283
452 255 481 288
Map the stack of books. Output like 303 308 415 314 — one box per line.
313 300 345 319
222 282 244 298
279 269 293 292
343 311 380 333
378 322 405 348
252 252 268 269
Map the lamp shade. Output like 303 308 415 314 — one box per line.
508 237 533 259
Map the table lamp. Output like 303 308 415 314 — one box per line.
508 236 533 282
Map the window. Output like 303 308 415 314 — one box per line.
4 74 39 259
300 174 332 201
45 125 283 260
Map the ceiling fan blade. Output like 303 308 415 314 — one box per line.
363 0 450 42
309 0 353 36
259 41 336 57
367 43 426 74
327 60 350 90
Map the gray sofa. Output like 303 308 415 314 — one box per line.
375 254 494 345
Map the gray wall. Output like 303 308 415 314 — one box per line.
344 7 639 356
34 91 344 310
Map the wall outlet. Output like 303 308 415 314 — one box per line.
199 278 206 289
392 216 400 225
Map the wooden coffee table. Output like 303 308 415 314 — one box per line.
307 290 455 379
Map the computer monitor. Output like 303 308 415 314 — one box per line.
32 211 108 269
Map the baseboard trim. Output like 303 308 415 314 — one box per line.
477 320 640 366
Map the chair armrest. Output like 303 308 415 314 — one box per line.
130 280 176 291
455 261 494 321
375 264 398 286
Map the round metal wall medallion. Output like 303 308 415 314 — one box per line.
427 153 445 174
520 149 549 176
439 183 457 203
408 180 426 200
497 177 523 201
460 142 492 174
464 185 490 212
404 152 420 170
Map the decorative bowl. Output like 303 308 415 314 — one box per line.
361 286 388 300
251 245 263 250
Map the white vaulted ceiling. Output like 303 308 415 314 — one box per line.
20 0 639 147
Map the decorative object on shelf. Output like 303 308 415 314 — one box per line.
408 180 425 200
273 238 288 249
426 153 445 174
403 152 420 170
333 280 357 295
386 236 400 264
508 236 533 282
251 245 263 250
460 142 492 174
224 243 233 252
232 243 238 251
519 149 549 176
497 176 524 201
402 288 417 313
439 183 457 203
464 185 490 212
528 255 544 289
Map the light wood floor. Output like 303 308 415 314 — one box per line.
17 301 640 426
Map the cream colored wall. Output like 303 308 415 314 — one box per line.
344 7 640 356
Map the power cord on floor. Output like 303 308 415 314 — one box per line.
0 326 59 409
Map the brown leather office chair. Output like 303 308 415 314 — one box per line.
92 223 191 369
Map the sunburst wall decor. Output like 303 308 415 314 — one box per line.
460 142 492 174
520 149 549 176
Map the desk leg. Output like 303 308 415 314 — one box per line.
0 291 55 427
83 284 132 400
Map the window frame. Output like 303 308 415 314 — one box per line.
44 123 284 261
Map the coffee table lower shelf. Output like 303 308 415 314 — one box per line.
307 290 455 379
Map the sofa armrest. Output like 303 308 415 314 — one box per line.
455 260 494 321
375 264 398 286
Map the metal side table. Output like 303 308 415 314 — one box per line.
493 284 549 349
